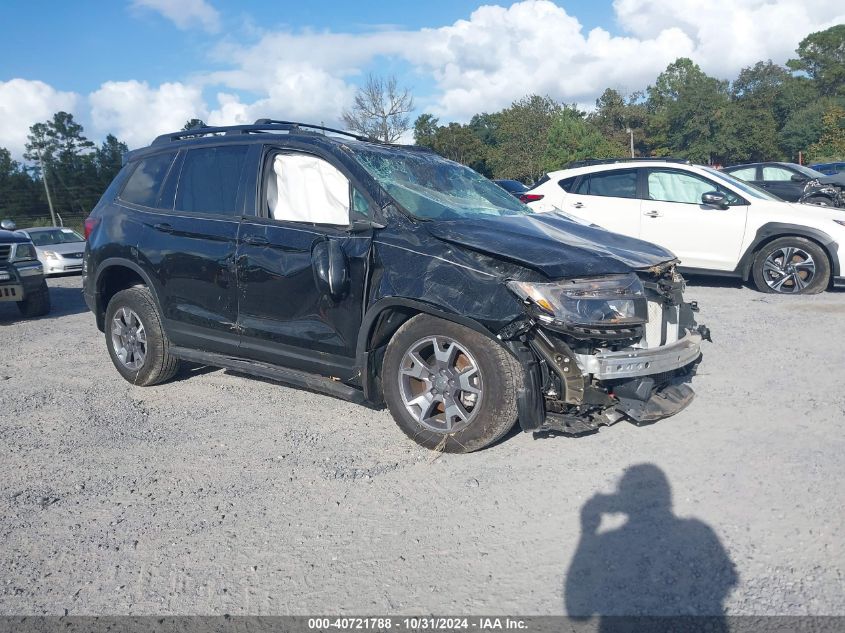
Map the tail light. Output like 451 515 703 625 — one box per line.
519 193 544 203
83 216 100 240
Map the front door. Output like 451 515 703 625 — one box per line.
235 148 373 380
639 168 748 271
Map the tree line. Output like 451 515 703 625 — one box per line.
1 25 843 229
410 25 845 183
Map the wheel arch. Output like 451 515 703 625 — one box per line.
737 223 840 281
93 258 161 331
355 297 500 404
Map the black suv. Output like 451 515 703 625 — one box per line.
0 220 51 318
83 120 707 452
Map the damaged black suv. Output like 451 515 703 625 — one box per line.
83 120 708 452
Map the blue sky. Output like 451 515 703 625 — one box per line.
0 0 842 156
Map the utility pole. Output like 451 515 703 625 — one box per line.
37 150 58 227
626 127 635 158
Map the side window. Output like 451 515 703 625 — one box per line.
175 145 249 215
265 153 350 225
761 166 795 181
352 188 371 218
574 170 638 199
120 152 177 207
727 166 756 181
648 169 742 205
558 177 577 192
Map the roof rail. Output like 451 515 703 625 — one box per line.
564 157 691 168
151 120 375 146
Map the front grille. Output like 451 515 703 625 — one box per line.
0 245 10 262
66 252 84 259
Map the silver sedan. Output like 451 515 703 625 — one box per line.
18 227 86 275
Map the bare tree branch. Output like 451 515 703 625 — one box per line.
342 74 415 143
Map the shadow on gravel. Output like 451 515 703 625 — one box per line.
0 284 88 325
564 464 738 631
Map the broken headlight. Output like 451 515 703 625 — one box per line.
507 273 648 326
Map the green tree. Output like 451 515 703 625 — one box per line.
413 113 439 147
543 109 626 171
647 58 731 163
489 95 562 182
589 88 650 155
808 104 845 160
787 25 845 96
182 118 208 130
779 97 844 161
94 134 129 191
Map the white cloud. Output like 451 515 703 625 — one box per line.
3 0 844 155
131 0 220 33
89 80 208 148
0 79 79 158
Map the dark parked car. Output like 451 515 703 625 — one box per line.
0 220 51 317
83 120 707 453
493 179 544 204
722 162 845 206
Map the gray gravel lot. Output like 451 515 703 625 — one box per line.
1 275 844 616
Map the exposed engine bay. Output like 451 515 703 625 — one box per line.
500 261 710 437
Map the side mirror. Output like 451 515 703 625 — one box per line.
791 174 806 182
701 191 728 209
312 238 349 300
1 219 16 231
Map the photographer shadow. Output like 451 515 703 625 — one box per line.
564 464 738 632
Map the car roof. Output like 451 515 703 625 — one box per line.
126 120 434 163
541 160 705 180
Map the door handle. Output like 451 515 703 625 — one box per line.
644 210 662 218
242 235 269 246
153 222 173 233
572 202 584 209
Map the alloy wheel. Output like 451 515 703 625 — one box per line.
762 246 816 293
110 307 147 370
398 336 483 434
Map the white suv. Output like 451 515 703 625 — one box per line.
526 159 845 294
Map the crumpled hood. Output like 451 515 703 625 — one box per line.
424 212 677 278
817 173 845 187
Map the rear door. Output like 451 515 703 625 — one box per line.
640 168 748 271
561 168 642 238
131 143 249 354
235 146 373 380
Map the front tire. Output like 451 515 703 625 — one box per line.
17 279 51 318
105 286 180 386
751 236 830 294
382 314 522 453
802 195 833 207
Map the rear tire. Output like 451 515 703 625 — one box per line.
17 279 51 318
382 314 522 453
105 286 180 386
751 236 830 294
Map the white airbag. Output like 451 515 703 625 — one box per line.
268 154 349 224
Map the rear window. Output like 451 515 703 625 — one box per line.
120 152 177 207
574 170 638 199
175 145 249 215
558 177 577 192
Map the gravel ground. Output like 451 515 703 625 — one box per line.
1 274 844 616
